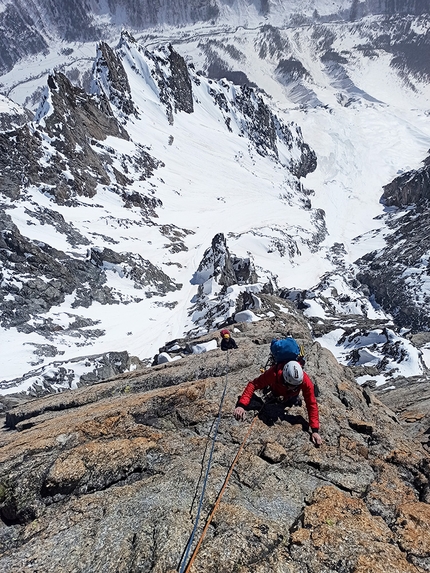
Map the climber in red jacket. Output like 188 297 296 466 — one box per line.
234 360 322 446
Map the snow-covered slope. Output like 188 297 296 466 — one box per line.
0 37 318 390
1 5 430 395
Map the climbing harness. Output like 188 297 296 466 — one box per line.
178 350 258 573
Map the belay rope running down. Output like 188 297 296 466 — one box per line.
177 350 258 573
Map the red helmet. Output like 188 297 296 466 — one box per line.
220 329 230 338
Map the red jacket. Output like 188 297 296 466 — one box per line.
237 363 320 431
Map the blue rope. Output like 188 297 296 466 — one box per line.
178 351 230 573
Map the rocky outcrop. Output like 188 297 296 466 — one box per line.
232 84 317 174
0 124 43 200
88 246 181 294
0 70 161 205
117 37 316 172
382 157 430 207
0 95 33 132
235 84 279 157
191 233 248 288
132 43 194 124
0 350 140 399
0 314 429 572
356 159 430 332
188 233 267 335
168 44 194 114
37 71 129 202
280 265 429 387
0 212 179 330
93 40 138 118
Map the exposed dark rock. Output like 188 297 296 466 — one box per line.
0 70 158 208
38 71 129 202
129 43 194 124
121 188 162 213
188 233 264 333
201 68 317 175
340 154 430 332
256 24 290 59
0 96 33 132
159 224 195 254
191 233 239 288
0 125 44 200
94 39 138 117
276 58 311 81
1 351 137 401
231 253 259 284
209 81 317 175
321 49 349 63
44 71 126 142
0 212 87 327
382 157 430 207
207 63 256 88
235 84 278 158
88 246 181 294
0 212 179 329
25 206 91 248
168 44 194 114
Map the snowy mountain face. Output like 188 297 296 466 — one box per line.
1 0 430 99
3 0 427 77
1 1 430 396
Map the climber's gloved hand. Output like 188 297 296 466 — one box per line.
234 406 246 421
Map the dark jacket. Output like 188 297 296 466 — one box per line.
237 362 319 431
221 337 238 351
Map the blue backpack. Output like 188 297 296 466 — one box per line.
270 337 300 364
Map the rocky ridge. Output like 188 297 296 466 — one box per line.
1 305 429 572
355 156 430 332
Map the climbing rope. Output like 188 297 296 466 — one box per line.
177 350 231 573
182 414 258 573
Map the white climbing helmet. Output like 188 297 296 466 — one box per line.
283 361 304 386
